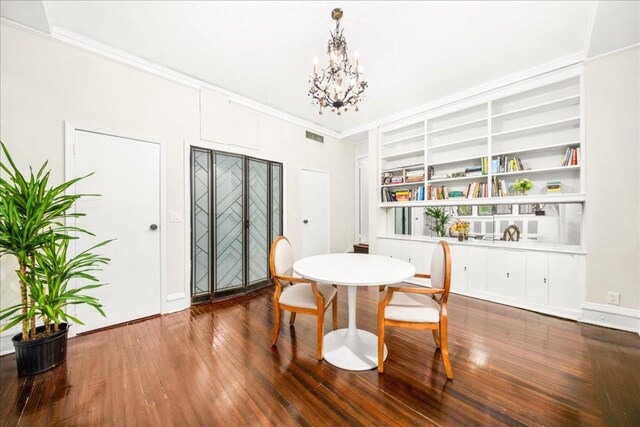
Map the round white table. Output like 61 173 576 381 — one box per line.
293 253 415 371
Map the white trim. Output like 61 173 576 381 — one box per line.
354 155 368 244
64 122 179 328
581 302 640 333
585 42 640 63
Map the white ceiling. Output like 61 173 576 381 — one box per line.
1 1 638 137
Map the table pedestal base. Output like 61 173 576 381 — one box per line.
323 328 388 371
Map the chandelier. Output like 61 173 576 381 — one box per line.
308 8 367 115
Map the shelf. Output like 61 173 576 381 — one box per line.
427 136 487 150
381 133 424 146
379 193 586 208
492 117 580 139
381 181 425 188
491 95 580 120
492 165 580 178
428 175 488 184
381 148 425 160
426 118 487 136
381 164 424 173
428 154 483 167
492 141 580 157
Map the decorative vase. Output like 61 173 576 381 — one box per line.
457 234 464 242
464 232 469 240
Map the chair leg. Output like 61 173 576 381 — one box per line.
316 309 324 361
432 326 441 348
377 321 385 373
289 312 296 325
440 320 454 380
271 304 281 346
332 295 338 330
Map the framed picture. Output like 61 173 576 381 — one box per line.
457 205 472 216
478 205 493 216
495 204 513 215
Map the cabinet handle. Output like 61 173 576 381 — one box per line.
464 266 467 271
544 278 547 284
409 258 412 263
507 272 510 278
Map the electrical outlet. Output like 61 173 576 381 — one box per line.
606 291 620 306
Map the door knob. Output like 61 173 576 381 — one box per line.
303 220 309 224
150 224 158 230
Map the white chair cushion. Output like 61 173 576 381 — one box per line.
399 277 432 288
279 283 337 310
430 244 446 289
273 238 294 276
384 292 440 323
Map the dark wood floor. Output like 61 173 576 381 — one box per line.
1 286 639 426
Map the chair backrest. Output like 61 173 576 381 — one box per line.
269 236 294 283
430 241 451 303
503 224 520 242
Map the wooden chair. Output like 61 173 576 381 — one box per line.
377 240 454 379
503 224 520 242
269 236 338 360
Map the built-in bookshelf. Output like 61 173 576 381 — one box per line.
379 70 584 207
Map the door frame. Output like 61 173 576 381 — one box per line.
64 122 169 337
354 155 368 244
300 167 331 257
183 139 286 302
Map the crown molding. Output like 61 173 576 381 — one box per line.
585 42 640 63
0 18 343 141
340 51 586 138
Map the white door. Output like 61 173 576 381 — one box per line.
356 156 369 243
548 254 579 310
71 130 162 333
467 247 487 292
300 169 330 258
449 245 468 290
505 251 527 300
526 252 549 305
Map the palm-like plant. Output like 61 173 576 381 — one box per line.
425 207 451 237
0 141 106 341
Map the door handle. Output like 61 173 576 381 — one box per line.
303 219 309 224
149 224 158 230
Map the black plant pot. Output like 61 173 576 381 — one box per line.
11 323 69 377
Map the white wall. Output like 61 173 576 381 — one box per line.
584 45 640 310
0 23 354 336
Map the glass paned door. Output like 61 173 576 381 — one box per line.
248 159 269 284
215 152 245 291
192 149 211 296
190 147 283 301
271 163 283 241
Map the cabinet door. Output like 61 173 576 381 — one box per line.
400 240 425 271
449 245 468 290
526 252 549 305
505 251 527 300
487 249 507 296
548 253 579 310
376 238 395 257
467 247 487 292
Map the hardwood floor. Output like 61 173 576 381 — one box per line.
1 286 639 426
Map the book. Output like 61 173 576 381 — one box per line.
562 147 580 166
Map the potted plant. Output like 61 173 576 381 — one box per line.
0 142 110 376
450 220 470 241
424 207 451 237
514 178 533 195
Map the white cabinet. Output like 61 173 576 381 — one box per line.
487 248 507 296
376 238 399 258
467 247 488 292
526 252 549 305
449 245 468 290
505 251 527 301
548 253 580 310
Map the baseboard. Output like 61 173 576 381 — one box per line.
164 292 190 314
580 302 640 333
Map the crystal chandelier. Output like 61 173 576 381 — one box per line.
308 8 367 115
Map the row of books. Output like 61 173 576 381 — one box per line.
380 167 425 185
423 182 487 200
492 177 509 197
493 155 524 173
405 169 425 183
562 147 580 166
381 186 425 202
546 181 562 193
466 181 488 198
